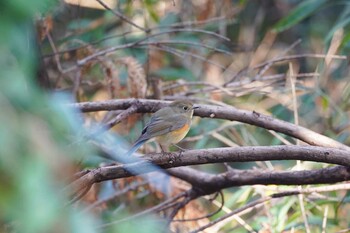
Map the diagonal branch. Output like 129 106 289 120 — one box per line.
189 181 350 233
104 104 138 130
95 0 149 32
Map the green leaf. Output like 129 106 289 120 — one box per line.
153 67 195 81
273 197 297 231
144 0 160 22
325 3 350 43
225 187 254 208
273 0 327 32
341 30 350 48
158 12 178 28
321 95 329 111
326 16 350 42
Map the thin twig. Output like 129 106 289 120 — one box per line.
61 39 231 74
321 205 329 233
190 196 272 233
183 122 240 142
82 180 149 213
97 191 188 229
105 105 138 130
163 81 234 95
270 183 350 194
68 184 92 205
288 62 310 233
184 72 319 97
140 44 234 77
149 40 231 55
253 54 347 70
72 69 81 100
155 28 231 41
172 191 224 222
190 184 349 233
46 32 63 73
255 39 302 79
156 16 229 29
208 193 256 232
95 0 149 32
166 195 193 225
43 27 231 58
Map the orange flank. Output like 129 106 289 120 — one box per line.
156 123 191 146
172 123 190 137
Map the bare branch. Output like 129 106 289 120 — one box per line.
95 0 149 32
68 146 350 201
253 54 347 70
71 98 349 150
104 105 138 130
156 16 229 29
172 191 224 222
190 196 271 233
43 27 231 58
97 191 188 229
254 38 302 79
58 39 232 74
82 180 149 213
189 179 350 233
166 165 350 195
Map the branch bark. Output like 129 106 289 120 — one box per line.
68 145 350 199
71 98 349 150
69 98 350 225
167 166 350 195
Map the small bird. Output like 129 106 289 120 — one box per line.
126 100 198 156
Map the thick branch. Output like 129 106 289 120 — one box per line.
68 145 350 198
167 166 350 195
71 98 349 150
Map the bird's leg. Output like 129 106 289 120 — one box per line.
160 144 166 154
172 144 187 152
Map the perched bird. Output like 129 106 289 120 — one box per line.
127 100 198 156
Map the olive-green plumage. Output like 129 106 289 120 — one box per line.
127 100 197 156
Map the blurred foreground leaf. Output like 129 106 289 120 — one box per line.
273 0 327 32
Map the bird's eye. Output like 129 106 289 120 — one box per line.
183 106 188 111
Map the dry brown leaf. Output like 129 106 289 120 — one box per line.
118 56 147 99
101 60 121 99
77 45 96 74
36 15 53 41
113 56 147 130
170 177 211 232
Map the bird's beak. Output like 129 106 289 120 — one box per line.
193 106 200 110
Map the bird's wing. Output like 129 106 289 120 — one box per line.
127 114 187 156
135 114 188 142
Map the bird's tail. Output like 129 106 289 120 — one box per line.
126 139 147 156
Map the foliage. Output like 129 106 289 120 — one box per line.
2 0 350 232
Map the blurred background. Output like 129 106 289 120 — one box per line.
1 0 350 232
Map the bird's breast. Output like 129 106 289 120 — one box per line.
156 122 191 145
